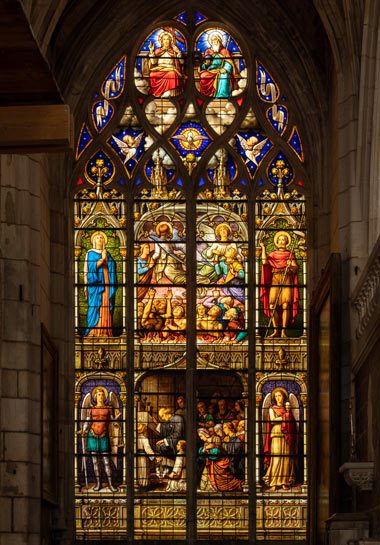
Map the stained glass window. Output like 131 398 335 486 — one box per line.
74 12 308 542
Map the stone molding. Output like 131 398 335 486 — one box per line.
350 541 380 545
352 239 380 340
339 462 375 491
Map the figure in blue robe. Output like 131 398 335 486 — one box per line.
84 233 117 336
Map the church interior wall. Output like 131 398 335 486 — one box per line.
0 152 75 544
353 335 380 534
1 153 50 543
368 338 380 535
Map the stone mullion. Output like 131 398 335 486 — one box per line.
247 190 257 544
185 17 197 543
125 190 135 543
186 192 197 545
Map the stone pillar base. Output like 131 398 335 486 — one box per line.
349 541 380 545
326 513 370 545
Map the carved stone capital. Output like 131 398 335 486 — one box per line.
339 462 374 491
352 242 380 340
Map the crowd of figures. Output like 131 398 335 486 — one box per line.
196 289 246 344
135 219 187 343
197 398 246 491
136 395 246 492
77 384 301 494
134 217 249 344
136 286 187 343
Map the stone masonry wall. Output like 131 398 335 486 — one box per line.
0 153 73 545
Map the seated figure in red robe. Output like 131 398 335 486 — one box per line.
148 31 184 97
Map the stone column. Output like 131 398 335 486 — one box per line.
0 154 46 545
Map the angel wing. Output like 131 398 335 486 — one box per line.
78 392 92 463
112 135 138 164
108 391 123 465
236 133 249 151
252 137 268 154
195 220 219 242
262 392 272 428
80 392 92 430
288 393 300 431
134 132 144 149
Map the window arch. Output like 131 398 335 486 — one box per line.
74 11 308 542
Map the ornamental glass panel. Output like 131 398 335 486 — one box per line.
73 12 309 542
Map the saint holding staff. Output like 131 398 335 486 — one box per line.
198 31 240 98
259 231 299 337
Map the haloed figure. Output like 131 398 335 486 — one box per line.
148 31 184 98
78 387 122 493
259 231 299 337
199 31 239 98
263 388 298 491
84 231 117 337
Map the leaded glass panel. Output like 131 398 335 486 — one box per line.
73 11 309 542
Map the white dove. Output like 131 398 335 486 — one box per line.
173 130 208 149
236 134 268 166
111 133 143 164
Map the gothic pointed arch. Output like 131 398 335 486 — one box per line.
73 10 309 541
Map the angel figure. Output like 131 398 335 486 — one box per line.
236 134 268 166
259 68 285 131
147 221 186 284
262 387 299 491
111 133 144 165
77 386 123 493
197 222 241 286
